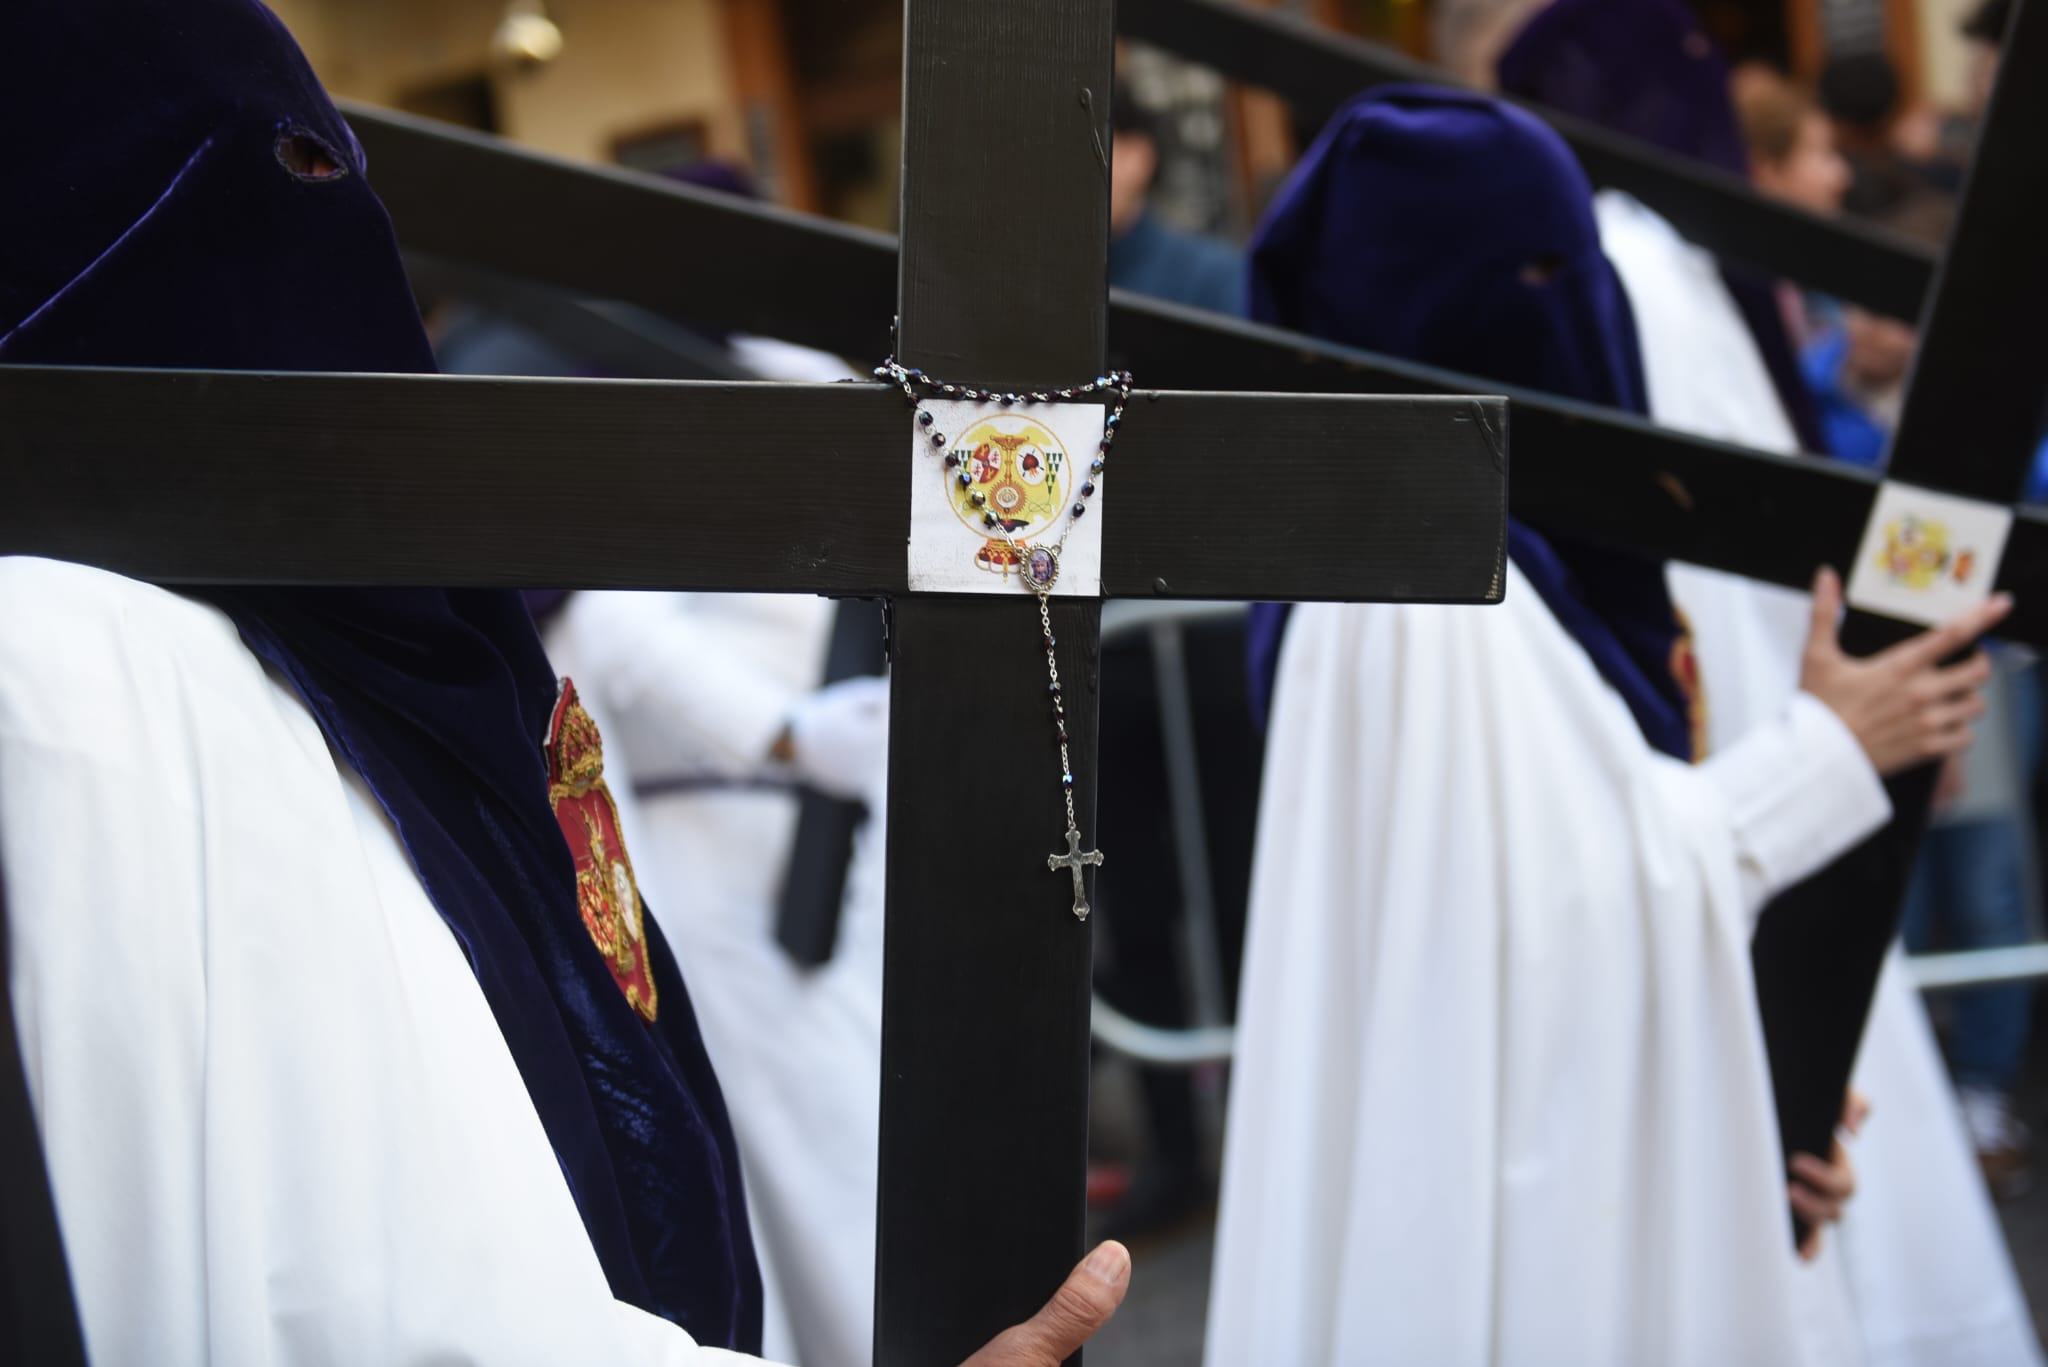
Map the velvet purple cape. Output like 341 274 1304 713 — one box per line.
1 0 762 1348
1496 0 1827 453
1245 87 1700 763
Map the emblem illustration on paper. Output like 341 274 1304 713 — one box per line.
1872 514 1976 591
1846 481 2013 628
907 399 1106 596
947 415 1071 579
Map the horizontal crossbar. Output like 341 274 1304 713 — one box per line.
350 105 900 364
340 108 2025 623
0 366 1506 605
1117 0 1935 320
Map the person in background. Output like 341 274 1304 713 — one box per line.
1735 67 1853 223
1890 0 2011 196
1496 0 1827 454
1209 85 2008 1367
1664 43 2039 1367
1730 66 1915 469
1815 51 1956 238
1107 81 1241 314
1430 0 1546 87
1797 304 1917 470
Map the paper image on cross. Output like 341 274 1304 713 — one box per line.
906 398 1107 596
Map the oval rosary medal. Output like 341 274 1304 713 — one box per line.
1021 544 1060 593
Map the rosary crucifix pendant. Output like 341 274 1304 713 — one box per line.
1047 826 1104 921
1032 589 1101 921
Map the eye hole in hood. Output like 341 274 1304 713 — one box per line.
274 125 349 182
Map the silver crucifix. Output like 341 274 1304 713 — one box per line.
1047 827 1104 921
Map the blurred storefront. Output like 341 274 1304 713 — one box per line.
272 0 1990 239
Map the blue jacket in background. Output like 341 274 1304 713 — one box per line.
1108 210 1244 316
1804 327 2048 501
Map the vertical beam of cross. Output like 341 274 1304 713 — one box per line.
876 1 1117 1362
1882 6 2048 503
1752 0 2048 1210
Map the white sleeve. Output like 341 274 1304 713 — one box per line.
1694 690 1893 919
553 592 803 782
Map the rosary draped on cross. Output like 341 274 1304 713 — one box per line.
879 357 1131 920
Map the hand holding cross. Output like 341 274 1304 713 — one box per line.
1047 828 1104 922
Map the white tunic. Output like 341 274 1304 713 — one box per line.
0 558 779 1366
1591 189 1814 763
551 591 884 1367
1206 567 1893 1366
1599 189 2042 1367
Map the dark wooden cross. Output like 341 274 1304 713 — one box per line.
0 2 1505 1363
1750 0 2048 1214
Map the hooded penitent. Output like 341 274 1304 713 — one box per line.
1246 86 1702 763
0 0 761 1348
1495 0 1827 453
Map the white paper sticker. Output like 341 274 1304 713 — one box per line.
906 400 1106 596
1845 481 2013 627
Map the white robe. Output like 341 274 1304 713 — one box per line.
1599 188 2043 1367
0 557 778 1367
550 591 884 1367
1589 190 1814 769
1206 566 1893 1366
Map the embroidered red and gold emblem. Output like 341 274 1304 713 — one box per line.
546 678 657 1022
1669 606 1711 763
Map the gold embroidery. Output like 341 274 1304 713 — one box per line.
547 681 657 1022
1669 605 1710 763
547 691 607 802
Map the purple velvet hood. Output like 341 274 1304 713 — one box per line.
1247 87 1701 763
1497 0 1826 451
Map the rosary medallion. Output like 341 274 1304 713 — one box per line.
1020 544 1060 593
545 678 658 1022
